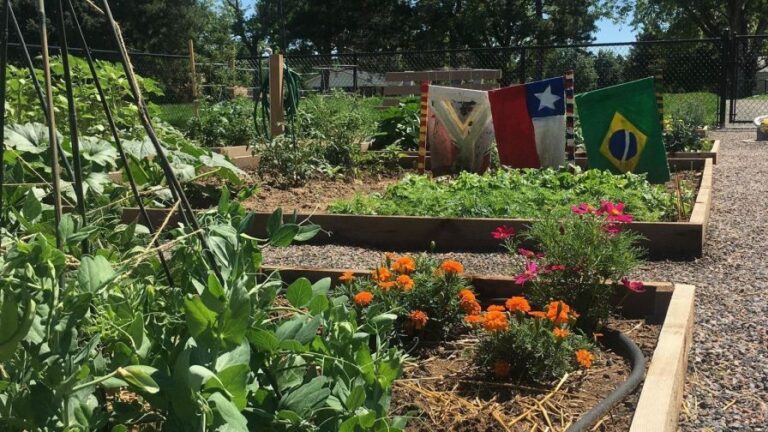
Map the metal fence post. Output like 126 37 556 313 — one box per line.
352 51 359 92
718 29 729 127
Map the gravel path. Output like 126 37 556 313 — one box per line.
632 131 768 430
263 131 768 429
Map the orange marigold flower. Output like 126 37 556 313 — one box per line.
409 310 429 330
378 281 396 291
464 314 485 326
546 301 573 326
440 260 464 275
354 291 374 307
392 256 416 274
528 311 547 319
482 311 509 332
487 305 506 312
458 289 476 301
505 296 531 313
493 360 511 378
396 274 415 291
460 298 481 315
575 349 593 368
372 266 392 282
338 271 356 284
553 327 570 339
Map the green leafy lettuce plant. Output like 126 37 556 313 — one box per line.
330 168 688 222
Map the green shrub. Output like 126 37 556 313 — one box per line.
256 135 326 187
330 168 687 222
663 116 711 152
185 98 255 147
502 208 644 331
371 98 420 151
339 254 474 341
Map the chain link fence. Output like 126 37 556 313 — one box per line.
10 37 768 128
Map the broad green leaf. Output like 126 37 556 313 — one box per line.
4 122 53 154
294 224 321 242
286 278 312 308
278 376 331 416
208 392 247 432
80 136 118 167
275 317 303 342
270 224 299 247
183 295 217 338
188 365 222 390
308 295 329 314
346 385 366 411
117 365 160 394
248 329 278 353
311 278 331 297
83 172 111 195
122 138 157 160
77 256 115 292
221 285 250 346
209 364 249 410
22 191 42 221
266 208 283 236
295 316 321 345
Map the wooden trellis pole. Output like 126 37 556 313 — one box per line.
269 53 284 137
188 38 199 117
655 70 664 123
417 80 430 174
565 70 575 162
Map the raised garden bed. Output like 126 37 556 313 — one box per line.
210 145 259 169
258 265 695 431
119 158 713 260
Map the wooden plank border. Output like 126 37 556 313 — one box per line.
574 139 720 165
259 265 693 429
118 157 713 261
630 283 695 432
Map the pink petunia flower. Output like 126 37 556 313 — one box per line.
514 261 539 285
598 201 634 223
621 278 646 293
491 225 516 240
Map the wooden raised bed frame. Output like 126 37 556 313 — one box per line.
120 158 713 260
259 266 695 431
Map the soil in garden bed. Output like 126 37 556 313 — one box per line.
390 319 660 432
185 168 701 222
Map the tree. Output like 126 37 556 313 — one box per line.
594 49 626 88
623 0 768 96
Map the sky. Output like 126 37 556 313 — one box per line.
593 17 638 44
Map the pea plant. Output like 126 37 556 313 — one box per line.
0 188 408 431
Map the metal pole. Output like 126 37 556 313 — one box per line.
8 3 75 181
718 29 729 127
38 0 63 251
0 0 8 228
66 0 174 285
100 0 223 284
56 0 87 253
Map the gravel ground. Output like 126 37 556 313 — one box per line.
263 131 768 430
631 131 768 431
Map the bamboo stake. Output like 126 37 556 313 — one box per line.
188 38 199 117
269 53 284 137
38 0 64 252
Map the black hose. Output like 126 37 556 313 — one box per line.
566 327 647 432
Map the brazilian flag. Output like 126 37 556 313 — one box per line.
575 77 670 184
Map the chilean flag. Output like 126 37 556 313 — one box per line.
488 77 566 168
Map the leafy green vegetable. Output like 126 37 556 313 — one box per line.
330 167 692 222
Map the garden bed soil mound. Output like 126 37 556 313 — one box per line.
242 173 402 213
390 319 660 432
239 169 701 222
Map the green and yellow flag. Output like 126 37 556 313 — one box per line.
575 77 670 183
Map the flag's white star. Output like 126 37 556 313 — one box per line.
534 85 561 111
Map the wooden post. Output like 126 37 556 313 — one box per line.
188 38 198 117
565 70 575 162
269 53 284 137
417 80 430 174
